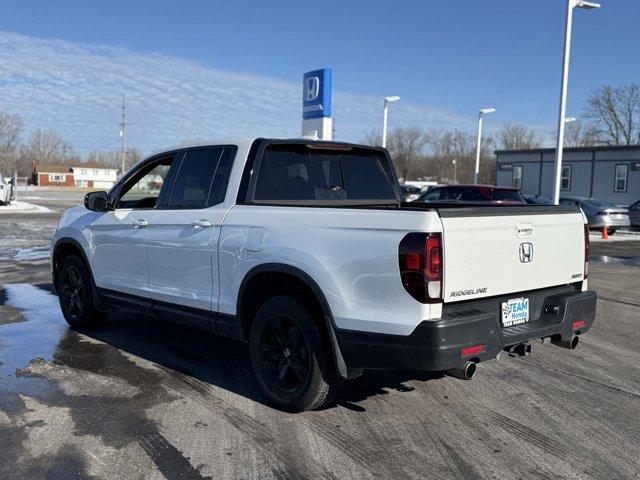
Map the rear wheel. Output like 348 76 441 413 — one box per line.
57 255 106 329
249 296 343 411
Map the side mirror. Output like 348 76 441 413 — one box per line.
84 191 110 212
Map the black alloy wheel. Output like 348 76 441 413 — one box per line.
60 265 85 319
259 316 312 395
249 295 343 411
57 255 106 329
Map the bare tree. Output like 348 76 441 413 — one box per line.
424 129 495 184
22 129 73 164
584 84 640 145
385 127 428 181
561 120 598 148
0 111 24 175
362 129 382 147
498 123 543 150
362 127 427 180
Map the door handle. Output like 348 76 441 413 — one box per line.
132 219 148 228
191 219 213 229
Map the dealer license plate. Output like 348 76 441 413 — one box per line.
501 297 529 328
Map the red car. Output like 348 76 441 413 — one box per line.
417 184 526 204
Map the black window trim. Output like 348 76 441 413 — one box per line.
241 139 401 207
560 165 572 191
161 145 238 211
614 163 628 193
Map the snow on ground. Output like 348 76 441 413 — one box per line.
0 201 53 213
0 219 56 262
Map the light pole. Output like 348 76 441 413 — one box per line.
452 158 458 184
552 0 601 204
382 96 400 148
474 107 495 184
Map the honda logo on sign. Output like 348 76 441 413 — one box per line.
519 243 533 263
304 76 319 101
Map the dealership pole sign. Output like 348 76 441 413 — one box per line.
301 69 333 140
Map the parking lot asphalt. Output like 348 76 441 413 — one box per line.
1 195 639 479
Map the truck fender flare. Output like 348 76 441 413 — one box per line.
238 263 349 379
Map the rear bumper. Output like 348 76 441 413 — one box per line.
589 216 630 229
335 288 597 372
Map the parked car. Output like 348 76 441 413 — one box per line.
0 177 11 205
629 200 640 230
524 195 552 205
399 183 422 202
559 197 630 234
52 138 596 411
417 184 526 204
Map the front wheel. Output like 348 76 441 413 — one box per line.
249 296 343 411
57 255 107 329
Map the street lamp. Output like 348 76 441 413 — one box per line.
565 117 577 123
474 107 495 184
382 96 400 148
552 0 601 204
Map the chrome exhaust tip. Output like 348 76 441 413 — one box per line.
553 334 579 350
447 361 477 380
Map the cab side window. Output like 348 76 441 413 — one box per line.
117 157 173 209
167 147 236 209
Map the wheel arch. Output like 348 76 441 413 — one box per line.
237 263 349 378
52 237 105 311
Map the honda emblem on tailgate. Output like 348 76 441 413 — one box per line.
519 243 533 263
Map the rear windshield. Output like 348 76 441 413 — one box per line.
491 189 524 202
439 187 487 201
252 144 397 203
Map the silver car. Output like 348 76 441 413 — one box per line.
560 197 630 234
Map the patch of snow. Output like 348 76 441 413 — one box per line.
0 201 53 213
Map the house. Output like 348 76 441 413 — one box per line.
71 162 118 188
35 164 74 187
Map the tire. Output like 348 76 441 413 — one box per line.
249 296 343 411
57 255 107 329
608 229 616 235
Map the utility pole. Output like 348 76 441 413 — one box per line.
119 93 126 175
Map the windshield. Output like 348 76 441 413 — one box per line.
492 189 524 202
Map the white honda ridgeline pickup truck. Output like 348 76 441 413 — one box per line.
51 138 597 411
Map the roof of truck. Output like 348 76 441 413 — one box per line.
154 138 377 157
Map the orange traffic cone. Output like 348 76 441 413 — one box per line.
601 226 609 240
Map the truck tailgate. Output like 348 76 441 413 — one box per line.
439 206 586 303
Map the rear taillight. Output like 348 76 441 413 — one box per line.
399 233 443 303
584 223 589 280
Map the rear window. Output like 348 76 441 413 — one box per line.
491 189 524 202
439 187 487 202
252 144 397 203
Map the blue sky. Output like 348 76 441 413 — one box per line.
0 0 636 153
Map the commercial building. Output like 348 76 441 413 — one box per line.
495 145 640 206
